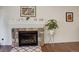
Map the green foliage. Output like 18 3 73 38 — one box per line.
45 19 58 30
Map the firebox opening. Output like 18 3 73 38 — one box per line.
18 31 38 46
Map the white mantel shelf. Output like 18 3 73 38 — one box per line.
9 23 45 28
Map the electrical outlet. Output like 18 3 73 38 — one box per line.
2 38 4 40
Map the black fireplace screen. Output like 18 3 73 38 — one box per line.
18 31 38 46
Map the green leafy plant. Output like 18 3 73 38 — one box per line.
45 19 58 30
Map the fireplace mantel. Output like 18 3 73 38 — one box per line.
12 28 44 47
10 23 45 29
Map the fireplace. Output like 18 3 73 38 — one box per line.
18 31 38 46
12 28 44 47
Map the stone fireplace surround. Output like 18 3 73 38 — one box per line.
12 28 44 47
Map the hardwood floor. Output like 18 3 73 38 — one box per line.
41 42 79 52
0 42 79 52
0 45 12 52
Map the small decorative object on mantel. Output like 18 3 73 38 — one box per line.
39 18 44 21
66 12 73 22
26 17 30 20
33 18 37 21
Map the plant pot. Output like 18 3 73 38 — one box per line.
49 29 55 35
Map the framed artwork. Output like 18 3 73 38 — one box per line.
20 6 36 17
66 12 73 22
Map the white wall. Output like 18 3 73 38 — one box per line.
1 6 79 45
0 7 11 45
38 6 79 43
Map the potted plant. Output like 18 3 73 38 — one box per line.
45 19 58 35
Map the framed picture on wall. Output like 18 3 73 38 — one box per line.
20 6 36 17
66 12 73 22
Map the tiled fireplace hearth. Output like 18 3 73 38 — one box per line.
12 28 44 47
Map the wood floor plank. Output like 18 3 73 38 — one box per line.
41 42 79 52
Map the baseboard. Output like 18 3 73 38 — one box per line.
45 41 79 44
0 45 12 47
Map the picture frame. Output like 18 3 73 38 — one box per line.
66 12 73 22
20 6 36 17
